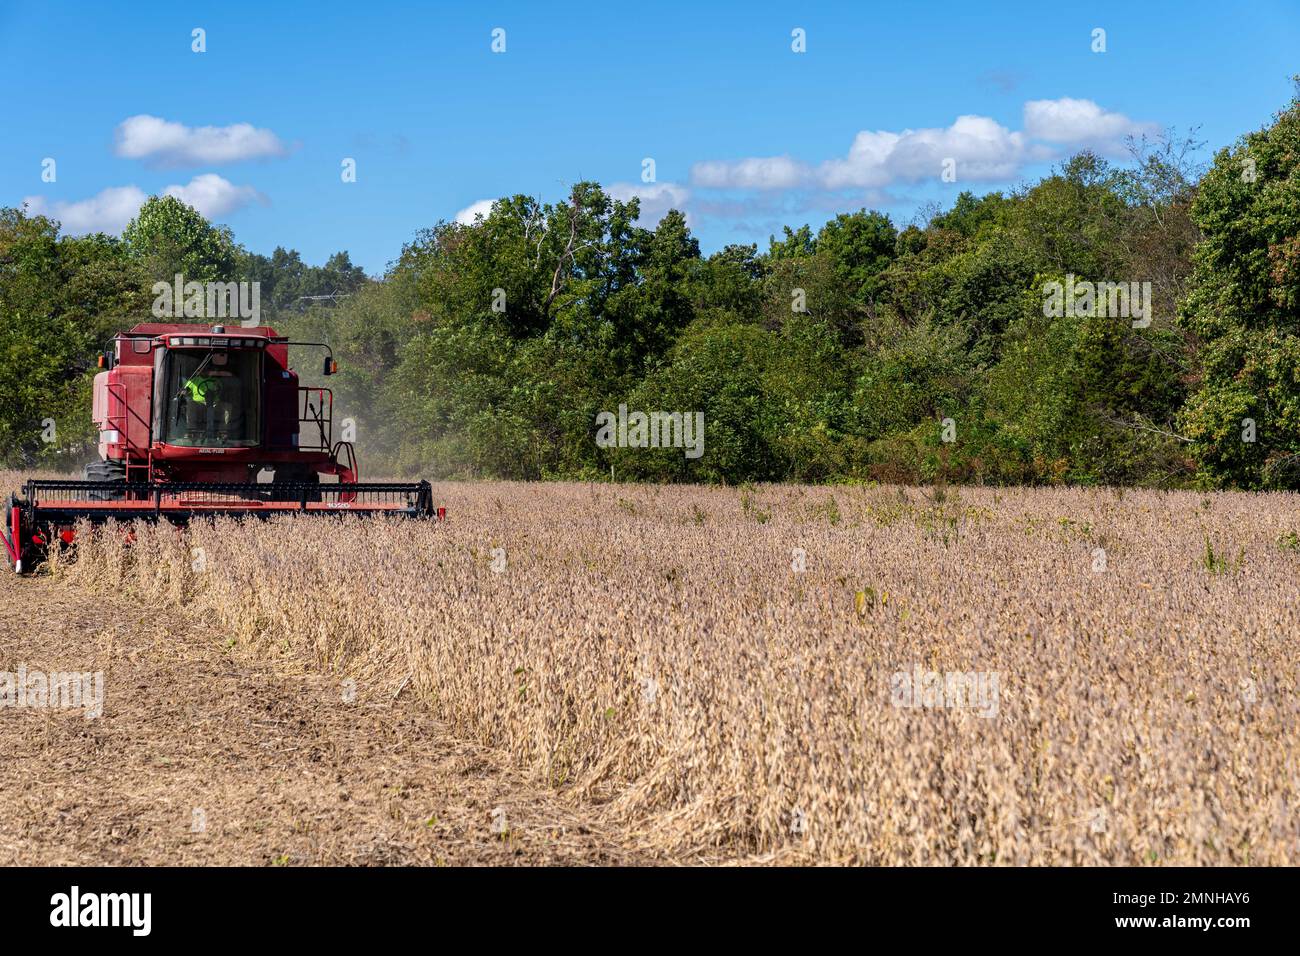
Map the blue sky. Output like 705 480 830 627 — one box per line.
3 0 1298 274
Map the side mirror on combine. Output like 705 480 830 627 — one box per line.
323 357 338 376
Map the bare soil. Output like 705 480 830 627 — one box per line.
0 569 653 865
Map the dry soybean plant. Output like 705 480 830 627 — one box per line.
41 478 1300 864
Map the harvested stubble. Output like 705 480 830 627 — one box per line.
45 480 1300 864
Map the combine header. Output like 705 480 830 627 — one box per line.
3 322 441 573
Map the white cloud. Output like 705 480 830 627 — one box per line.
818 130 901 189
691 155 808 190
871 115 1030 183
1023 98 1157 152
606 182 692 226
826 119 1028 187
114 114 289 166
698 117 1032 192
23 175 264 235
22 186 147 235
163 174 264 218
686 97 1158 219
454 198 496 224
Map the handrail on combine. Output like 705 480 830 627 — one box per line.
299 387 333 451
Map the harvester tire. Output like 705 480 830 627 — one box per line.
83 459 127 500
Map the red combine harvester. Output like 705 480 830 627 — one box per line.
3 322 441 573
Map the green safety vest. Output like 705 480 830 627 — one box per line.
183 375 221 404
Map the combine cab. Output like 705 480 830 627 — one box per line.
3 322 441 573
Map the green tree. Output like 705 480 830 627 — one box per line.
0 208 149 466
1178 89 1300 488
816 209 897 302
122 196 238 283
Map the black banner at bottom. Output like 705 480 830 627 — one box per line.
0 866 1283 943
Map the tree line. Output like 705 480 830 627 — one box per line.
3 91 1299 489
